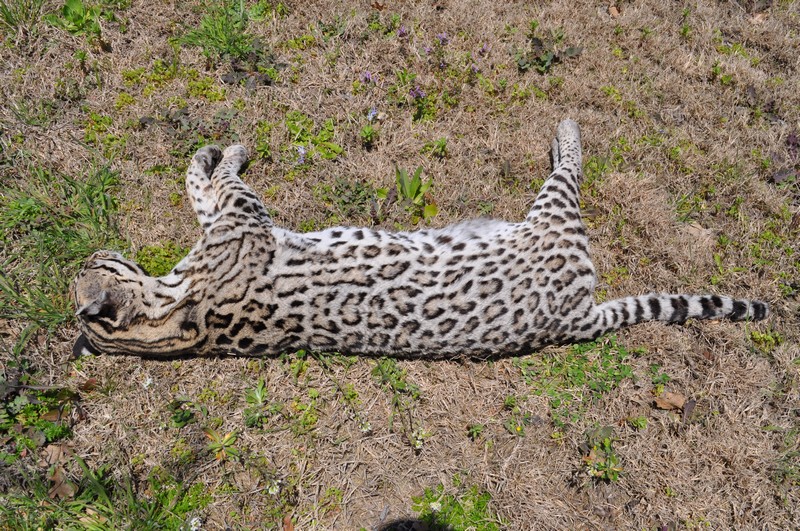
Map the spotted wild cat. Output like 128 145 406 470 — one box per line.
73 119 768 358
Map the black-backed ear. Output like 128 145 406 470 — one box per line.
72 334 100 358
76 290 117 321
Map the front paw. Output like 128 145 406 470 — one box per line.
194 145 223 174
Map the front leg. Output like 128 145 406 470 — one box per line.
186 145 223 230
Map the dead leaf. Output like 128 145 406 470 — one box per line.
608 4 620 18
48 466 78 500
41 409 63 422
749 12 768 24
370 1 385 10
80 508 108 525
78 378 98 392
39 444 72 468
684 222 712 240
283 514 294 531
654 392 686 410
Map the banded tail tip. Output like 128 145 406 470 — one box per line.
731 299 769 321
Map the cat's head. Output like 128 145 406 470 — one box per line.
73 251 147 344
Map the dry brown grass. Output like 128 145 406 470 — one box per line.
1 0 799 529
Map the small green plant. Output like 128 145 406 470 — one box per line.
134 241 190 277
649 364 671 395
187 75 226 101
502 395 532 437
412 483 506 530
243 379 268 427
315 178 377 221
289 388 321 435
0 375 77 463
749 330 784 354
114 91 135 110
422 137 448 159
204 428 240 461
372 358 425 447
166 398 205 429
516 20 582 74
627 416 648 430
360 123 377 147
467 423 485 441
254 120 275 160
44 0 103 43
580 426 623 482
393 166 438 223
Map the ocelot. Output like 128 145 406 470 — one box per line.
73 119 768 358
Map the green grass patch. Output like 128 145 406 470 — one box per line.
514 336 641 428
412 482 506 530
0 457 211 529
134 241 190 277
0 158 124 351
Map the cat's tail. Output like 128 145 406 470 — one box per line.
582 293 768 338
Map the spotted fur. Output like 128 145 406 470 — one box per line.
73 120 768 358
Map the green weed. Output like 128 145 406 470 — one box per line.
627 416 648 430
360 123 378 148
392 166 439 224
167 398 203 429
412 483 506 530
467 423 485 441
0 367 77 463
315 178 377 221
421 137 448 159
580 425 623 482
84 110 126 156
749 330 784 354
187 75 226 101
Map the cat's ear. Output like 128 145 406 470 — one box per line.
76 290 117 320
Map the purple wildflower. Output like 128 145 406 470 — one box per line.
367 107 378 122
478 43 490 56
470 63 479 73
296 145 306 164
424 45 432 55
398 25 408 38
360 71 375 83
409 86 426 99
436 32 449 45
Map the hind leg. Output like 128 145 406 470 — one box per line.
209 145 273 226
187 146 223 230
526 119 584 224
